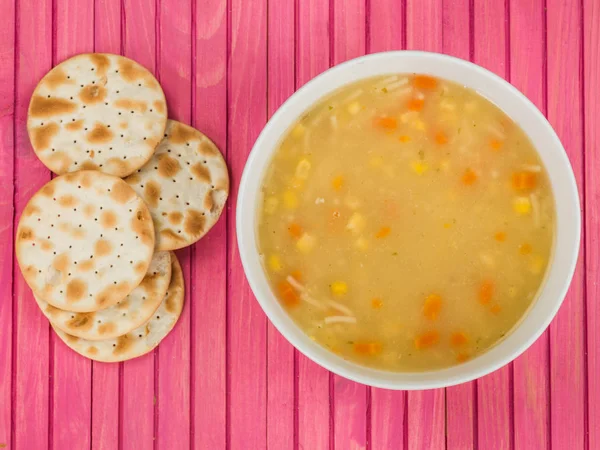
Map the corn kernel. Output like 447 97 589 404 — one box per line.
347 101 361 115
264 196 279 215
530 255 545 275
330 281 348 296
296 233 316 254
268 254 283 273
292 123 305 138
346 212 366 235
513 197 531 215
295 159 311 179
410 161 429 175
355 236 369 251
283 190 298 209
398 135 411 143
443 223 452 229
412 119 427 131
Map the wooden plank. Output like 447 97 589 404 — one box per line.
13 0 53 447
441 1 475 449
406 0 442 52
367 2 407 448
91 2 122 448
120 0 157 448
332 0 365 63
227 0 268 447
0 0 15 446
584 0 600 447
156 0 192 447
472 1 512 448
191 0 228 448
509 1 550 449
51 2 94 447
266 0 295 448
546 1 586 449
288 151 329 445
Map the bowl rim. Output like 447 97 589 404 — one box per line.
236 50 581 389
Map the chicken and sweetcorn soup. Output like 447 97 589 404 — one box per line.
257 74 555 372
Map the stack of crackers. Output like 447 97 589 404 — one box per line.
16 53 229 363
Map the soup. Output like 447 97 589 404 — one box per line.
257 74 555 372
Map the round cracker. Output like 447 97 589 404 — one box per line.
27 53 168 177
125 120 229 251
52 252 184 362
16 170 155 312
35 251 171 340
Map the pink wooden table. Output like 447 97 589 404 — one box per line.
0 0 598 448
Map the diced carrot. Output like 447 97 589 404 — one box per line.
511 171 537 191
277 280 300 307
450 332 469 347
414 330 440 349
407 98 425 111
375 226 391 238
478 280 494 305
398 135 411 143
332 175 345 191
413 75 438 90
354 341 383 355
456 352 470 363
461 168 477 185
519 243 533 255
490 138 503 150
288 223 303 239
423 294 442 321
374 117 398 130
494 231 507 242
371 298 384 309
290 270 303 282
490 304 502 315
435 131 448 145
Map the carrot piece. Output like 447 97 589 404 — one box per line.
413 75 438 90
354 341 383 355
435 131 448 145
332 175 344 190
374 117 398 130
371 298 383 309
511 171 537 191
456 352 470 363
398 135 411 143
450 332 469 347
423 294 442 321
490 138 503 150
461 168 477 185
277 280 300 307
375 226 391 238
519 243 533 255
407 98 425 111
414 331 440 349
478 280 494 305
494 231 507 242
490 304 502 315
288 223 303 239
290 270 303 282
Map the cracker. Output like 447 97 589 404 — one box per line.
52 252 185 362
16 170 155 312
35 251 171 340
27 53 168 177
125 120 229 250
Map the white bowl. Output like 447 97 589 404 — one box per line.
236 51 580 389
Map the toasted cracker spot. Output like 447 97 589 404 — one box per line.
41 240 54 251
53 253 69 272
138 272 159 292
47 151 73 174
168 212 183 225
66 279 87 303
24 204 41 217
157 153 181 178
106 157 131 177
203 191 214 212
19 227 34 240
79 172 93 188
89 53 110 75
44 68 73 90
29 95 76 118
98 322 116 335
83 204 95 217
165 255 184 313
134 261 146 274
58 194 78 207
132 207 154 245
87 122 114 144
96 282 130 307
153 100 165 113
66 119 84 131
118 59 148 82
45 303 60 316
113 334 134 355
79 85 107 105
116 299 130 310
199 140 219 157
31 122 60 151
87 346 98 355
120 122 128 129
41 184 55 197
67 313 95 331
143 180 161 208
94 239 112 257
64 333 79 344
100 210 117 228
190 162 211 183
160 229 186 245
126 173 140 185
79 260 95 272
114 98 148 113
169 122 198 144
72 229 87 239
110 181 135 204
81 161 98 171
184 210 205 237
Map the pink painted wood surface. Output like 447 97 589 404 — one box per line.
2 0 598 449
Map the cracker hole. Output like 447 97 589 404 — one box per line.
105 102 108 106
138 334 142 338
149 109 153 112
118 112 122 115
116 90 120 94
80 84 84 87
120 134 124 138
130 111 134 114
92 81 95 84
